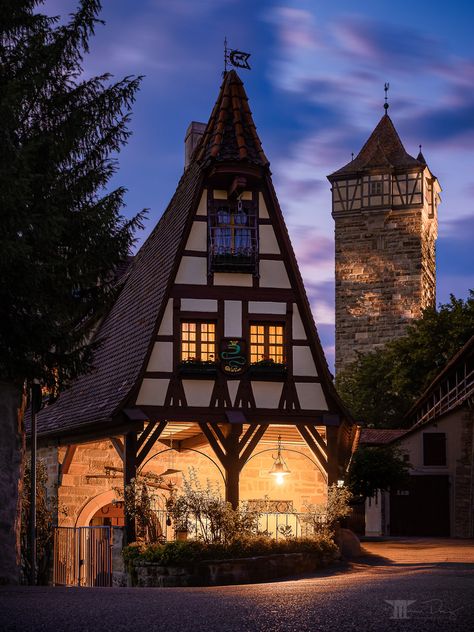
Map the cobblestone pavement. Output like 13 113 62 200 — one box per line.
0 538 473 632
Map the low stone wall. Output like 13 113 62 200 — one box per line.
132 552 335 587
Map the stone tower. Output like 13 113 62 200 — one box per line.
328 111 441 374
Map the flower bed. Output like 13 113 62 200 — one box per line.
123 536 339 587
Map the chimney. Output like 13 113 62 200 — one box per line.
184 121 206 168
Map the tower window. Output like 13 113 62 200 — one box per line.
181 322 216 361
250 323 284 364
370 181 382 195
208 198 257 273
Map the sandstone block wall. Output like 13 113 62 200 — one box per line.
334 207 437 373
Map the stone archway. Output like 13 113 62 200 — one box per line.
75 490 120 527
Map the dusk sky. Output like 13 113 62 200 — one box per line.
45 0 474 369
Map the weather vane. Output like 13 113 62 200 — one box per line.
224 37 251 72
384 82 390 111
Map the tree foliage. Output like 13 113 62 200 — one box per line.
336 292 474 427
347 446 411 499
0 0 145 390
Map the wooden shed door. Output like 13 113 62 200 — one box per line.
390 475 450 536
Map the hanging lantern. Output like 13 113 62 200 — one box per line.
269 435 291 485
158 439 181 488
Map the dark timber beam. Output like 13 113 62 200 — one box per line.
59 445 77 483
325 425 340 485
124 431 138 544
199 422 269 509
110 437 124 462
137 421 167 467
297 425 328 479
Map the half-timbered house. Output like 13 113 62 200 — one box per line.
36 70 355 541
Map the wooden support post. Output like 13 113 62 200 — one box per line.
124 431 138 544
224 424 241 509
325 426 340 485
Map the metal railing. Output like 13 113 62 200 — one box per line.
415 367 474 426
149 510 324 543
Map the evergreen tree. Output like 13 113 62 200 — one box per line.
0 0 144 583
336 292 474 427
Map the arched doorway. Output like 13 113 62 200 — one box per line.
90 502 125 527
75 490 121 527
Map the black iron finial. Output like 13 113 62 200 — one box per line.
419 144 422 152
223 38 251 72
351 152 354 161
384 82 390 111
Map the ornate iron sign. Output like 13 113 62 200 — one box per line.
219 338 247 376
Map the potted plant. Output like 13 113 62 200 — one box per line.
177 356 217 376
248 358 287 379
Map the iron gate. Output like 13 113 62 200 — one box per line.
53 526 112 587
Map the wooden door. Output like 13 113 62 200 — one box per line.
390 475 450 536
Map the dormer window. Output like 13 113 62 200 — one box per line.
209 198 257 273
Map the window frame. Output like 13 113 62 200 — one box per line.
422 432 447 467
208 195 258 274
180 320 217 363
249 322 285 365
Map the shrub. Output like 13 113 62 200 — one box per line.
122 533 338 567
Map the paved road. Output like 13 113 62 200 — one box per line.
1 538 473 632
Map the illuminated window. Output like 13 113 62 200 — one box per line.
208 198 258 273
181 322 216 361
250 324 284 364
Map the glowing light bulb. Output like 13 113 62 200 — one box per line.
276 472 285 485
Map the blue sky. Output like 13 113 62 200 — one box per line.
45 0 474 369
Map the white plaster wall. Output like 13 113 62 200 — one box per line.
259 260 291 288
147 342 173 372
182 380 214 407
227 380 239 406
259 225 280 254
214 272 253 287
251 381 283 409
258 192 269 219
397 412 462 474
181 298 218 312
224 300 242 337
293 346 318 377
213 190 227 199
157 299 173 336
292 305 306 339
175 256 207 285
295 383 328 410
184 221 207 251
136 379 169 406
240 191 252 200
196 191 207 216
248 301 286 314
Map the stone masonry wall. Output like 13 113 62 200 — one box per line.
53 438 326 527
454 408 474 538
334 206 436 373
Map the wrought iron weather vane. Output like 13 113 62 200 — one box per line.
224 37 251 72
384 82 390 111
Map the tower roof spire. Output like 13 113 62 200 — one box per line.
194 70 268 166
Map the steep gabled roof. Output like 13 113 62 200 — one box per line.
37 161 204 436
36 70 352 439
329 113 422 178
194 70 269 166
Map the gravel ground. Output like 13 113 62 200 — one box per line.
1 538 473 632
